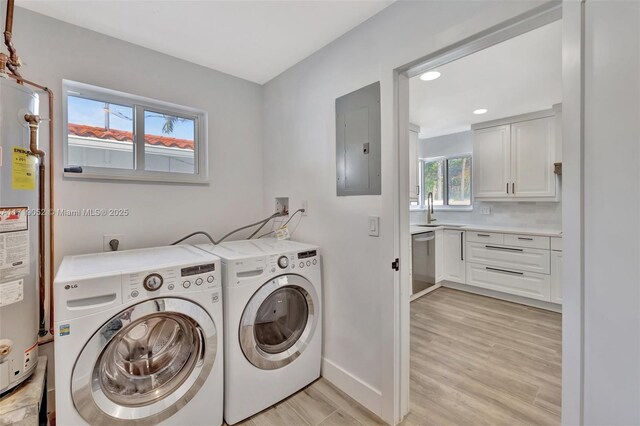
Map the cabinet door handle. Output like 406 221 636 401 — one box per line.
460 232 464 261
477 234 491 237
416 185 420 196
512 183 515 194
485 245 524 252
486 267 524 276
518 237 533 241
506 183 509 194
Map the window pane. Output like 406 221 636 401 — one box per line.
423 160 444 206
67 96 134 169
447 157 472 206
144 110 196 174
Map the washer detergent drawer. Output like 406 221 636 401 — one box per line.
465 263 551 301
466 242 550 274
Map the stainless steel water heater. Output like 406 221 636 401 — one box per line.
0 77 40 394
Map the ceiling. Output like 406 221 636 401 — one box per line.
17 0 393 84
410 20 562 139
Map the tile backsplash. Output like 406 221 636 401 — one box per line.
411 201 562 230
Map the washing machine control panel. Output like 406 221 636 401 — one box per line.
124 262 219 301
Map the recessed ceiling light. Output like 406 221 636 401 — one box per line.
419 71 441 81
473 108 488 115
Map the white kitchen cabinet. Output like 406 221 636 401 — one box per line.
443 230 465 283
466 263 551 301
409 128 419 201
435 229 444 282
511 117 556 198
550 250 563 304
473 125 511 198
472 110 558 201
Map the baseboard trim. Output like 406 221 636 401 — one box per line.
442 281 562 312
321 358 383 418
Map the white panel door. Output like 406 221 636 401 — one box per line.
510 117 556 198
435 229 444 283
473 125 511 198
409 130 419 201
443 230 465 283
550 250 563 304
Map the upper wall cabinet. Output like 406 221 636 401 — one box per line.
472 108 559 201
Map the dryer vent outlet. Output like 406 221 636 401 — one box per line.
275 197 289 215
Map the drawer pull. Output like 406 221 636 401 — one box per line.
518 237 534 241
477 234 491 237
486 267 524 276
485 245 524 252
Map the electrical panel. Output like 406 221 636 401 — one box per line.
336 82 381 196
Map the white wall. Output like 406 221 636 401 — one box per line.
8 6 264 402
413 131 562 230
261 1 548 421
583 2 640 424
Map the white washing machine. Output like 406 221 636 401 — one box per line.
53 245 223 426
198 239 322 425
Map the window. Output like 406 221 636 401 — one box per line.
64 81 207 183
420 155 471 208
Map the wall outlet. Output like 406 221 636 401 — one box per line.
275 197 289 215
301 200 308 216
103 234 125 252
480 206 491 215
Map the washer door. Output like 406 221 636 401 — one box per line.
71 298 217 425
240 274 318 370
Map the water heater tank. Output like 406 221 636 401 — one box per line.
0 77 40 394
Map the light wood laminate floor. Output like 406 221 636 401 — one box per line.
402 287 561 426
232 378 386 426
231 287 561 426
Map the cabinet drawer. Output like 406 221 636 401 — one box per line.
503 234 550 250
466 242 550 274
550 236 562 251
466 263 551 301
466 231 503 244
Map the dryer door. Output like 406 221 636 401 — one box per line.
239 274 319 370
71 298 217 425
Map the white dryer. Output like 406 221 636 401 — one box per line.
198 239 322 425
53 245 223 426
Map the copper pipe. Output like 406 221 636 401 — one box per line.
11 74 55 339
3 0 20 77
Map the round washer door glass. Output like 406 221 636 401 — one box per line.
71 298 217 425
240 274 318 370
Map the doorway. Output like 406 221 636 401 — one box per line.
392 2 584 424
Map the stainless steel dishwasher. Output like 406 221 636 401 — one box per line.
412 231 436 297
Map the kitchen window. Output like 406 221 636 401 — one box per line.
63 80 207 183
420 155 472 208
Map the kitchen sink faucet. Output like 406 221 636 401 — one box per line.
427 192 437 224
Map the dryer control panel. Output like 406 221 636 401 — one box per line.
266 250 319 273
123 262 219 302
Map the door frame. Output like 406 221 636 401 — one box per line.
392 2 584 423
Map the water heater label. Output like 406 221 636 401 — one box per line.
0 209 30 281
11 147 37 191
0 279 24 308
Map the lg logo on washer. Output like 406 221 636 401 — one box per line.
64 284 78 290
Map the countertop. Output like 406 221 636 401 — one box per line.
410 223 562 237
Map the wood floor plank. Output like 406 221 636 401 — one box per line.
408 287 561 425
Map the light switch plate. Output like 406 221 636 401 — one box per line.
368 216 379 237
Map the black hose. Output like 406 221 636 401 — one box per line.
170 212 287 246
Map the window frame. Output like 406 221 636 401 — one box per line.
418 153 473 210
63 80 208 184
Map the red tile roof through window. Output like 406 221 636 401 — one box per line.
68 123 195 150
